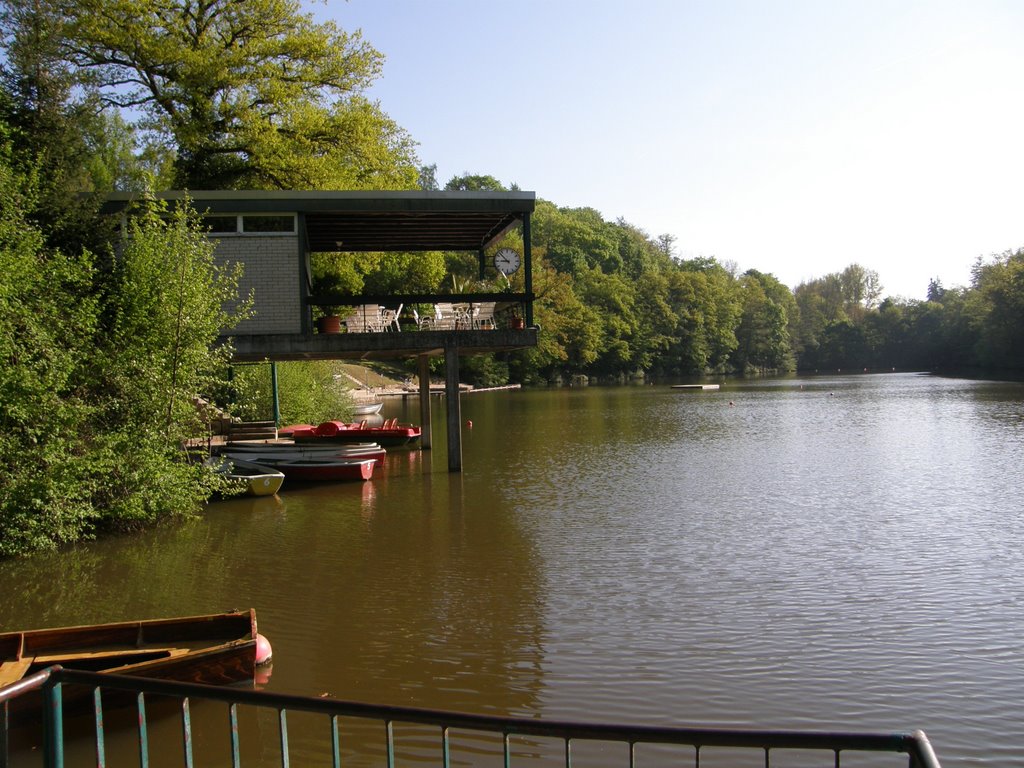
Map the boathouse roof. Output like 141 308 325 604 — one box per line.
101 190 536 253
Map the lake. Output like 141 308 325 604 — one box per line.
2 372 1022 767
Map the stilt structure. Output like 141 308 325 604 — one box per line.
444 342 463 471
102 190 539 473
417 354 432 450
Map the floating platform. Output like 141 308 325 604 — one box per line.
671 384 720 390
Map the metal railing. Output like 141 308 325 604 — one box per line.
308 292 534 330
2 666 942 768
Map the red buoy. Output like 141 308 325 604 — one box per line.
255 633 273 665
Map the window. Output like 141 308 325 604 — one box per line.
202 215 239 234
242 215 295 233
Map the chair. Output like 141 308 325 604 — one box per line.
412 308 433 330
433 302 457 330
342 312 365 333
341 305 385 332
453 303 474 330
472 301 496 330
360 304 385 332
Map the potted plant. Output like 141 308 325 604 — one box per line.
316 312 342 333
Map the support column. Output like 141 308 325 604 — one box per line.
444 341 462 472
523 212 534 327
417 354 432 450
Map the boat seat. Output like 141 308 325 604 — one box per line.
0 658 34 686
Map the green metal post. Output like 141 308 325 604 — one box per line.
271 362 280 426
137 693 150 768
43 680 63 768
93 688 106 768
279 709 290 768
2 699 9 768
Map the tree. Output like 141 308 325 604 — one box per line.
0 0 110 251
54 0 419 189
734 271 795 372
662 259 741 374
656 233 676 259
418 163 439 191
444 173 505 192
968 249 1024 369
0 152 100 555
509 256 600 383
532 203 620 277
229 361 354 425
839 263 883 318
84 196 250 533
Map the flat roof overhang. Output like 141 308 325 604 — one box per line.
101 190 536 252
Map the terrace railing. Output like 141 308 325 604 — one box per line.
307 292 534 330
2 666 942 768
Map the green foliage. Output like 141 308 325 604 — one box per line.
310 250 448 315
533 202 620 276
968 249 1024 369
733 271 796 372
508 255 599 383
0 157 101 555
0 0 113 253
444 173 506 192
459 354 509 389
55 0 419 190
662 263 742 374
0 180 246 556
101 199 248 435
230 362 354 425
83 197 247 533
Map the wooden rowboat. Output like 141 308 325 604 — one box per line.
352 401 383 416
207 456 285 496
222 441 387 467
0 609 270 717
244 457 376 483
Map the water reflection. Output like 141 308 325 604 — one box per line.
2 374 1024 767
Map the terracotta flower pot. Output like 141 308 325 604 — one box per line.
317 315 341 334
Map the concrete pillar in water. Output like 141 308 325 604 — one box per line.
417 353 432 450
444 341 462 472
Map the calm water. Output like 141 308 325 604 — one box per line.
3 373 1023 766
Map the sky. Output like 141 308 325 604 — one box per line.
322 0 1024 300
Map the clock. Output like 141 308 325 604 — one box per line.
493 248 521 275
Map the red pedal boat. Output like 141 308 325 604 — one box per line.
282 419 421 448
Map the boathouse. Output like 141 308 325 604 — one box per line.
101 190 539 472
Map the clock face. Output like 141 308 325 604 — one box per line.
494 248 521 275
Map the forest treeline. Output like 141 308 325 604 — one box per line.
1 0 1020 554
450 190 1024 386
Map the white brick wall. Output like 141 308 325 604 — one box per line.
213 235 301 335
